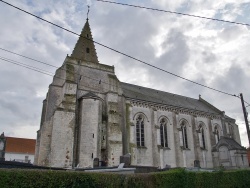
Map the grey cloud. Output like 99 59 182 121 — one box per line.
155 28 190 74
218 25 244 41
214 65 247 93
201 50 217 64
93 6 158 60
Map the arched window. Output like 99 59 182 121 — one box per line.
160 118 168 147
198 125 206 149
214 126 220 144
136 115 145 147
181 122 188 149
229 124 234 139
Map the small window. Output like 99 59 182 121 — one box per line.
214 126 220 144
160 118 168 147
201 128 206 148
181 122 188 149
199 125 206 149
229 124 234 139
86 34 89 38
86 48 90 53
136 115 145 147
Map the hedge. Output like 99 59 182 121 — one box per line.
0 168 249 188
153 169 250 188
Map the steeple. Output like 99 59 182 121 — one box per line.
71 20 99 63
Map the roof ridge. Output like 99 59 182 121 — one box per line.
121 82 198 101
6 136 36 140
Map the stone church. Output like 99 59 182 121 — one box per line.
34 20 248 169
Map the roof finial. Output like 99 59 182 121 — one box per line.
87 5 90 20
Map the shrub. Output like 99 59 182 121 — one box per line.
0 168 249 188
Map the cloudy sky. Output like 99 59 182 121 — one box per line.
0 0 249 147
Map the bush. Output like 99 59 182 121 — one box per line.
0 168 249 188
152 168 250 188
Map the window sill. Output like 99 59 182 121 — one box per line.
180 146 190 150
137 146 147 149
200 147 207 151
157 145 170 150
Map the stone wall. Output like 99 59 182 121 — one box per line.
126 101 226 168
106 93 123 167
50 111 75 168
78 98 102 168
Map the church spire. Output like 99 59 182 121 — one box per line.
71 15 99 63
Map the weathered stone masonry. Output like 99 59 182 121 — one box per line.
34 20 248 169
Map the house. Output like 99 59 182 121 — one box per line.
0 133 36 163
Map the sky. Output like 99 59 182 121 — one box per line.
0 0 250 147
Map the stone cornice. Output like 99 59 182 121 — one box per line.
127 98 221 120
64 56 115 73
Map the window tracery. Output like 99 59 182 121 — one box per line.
229 124 234 139
214 125 220 144
136 115 145 147
198 124 206 149
181 121 188 149
160 118 168 148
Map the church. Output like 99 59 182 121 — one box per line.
34 19 248 169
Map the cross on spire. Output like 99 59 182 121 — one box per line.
87 5 90 20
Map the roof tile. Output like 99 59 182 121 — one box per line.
5 137 36 154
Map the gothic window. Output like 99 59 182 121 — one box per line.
136 115 145 147
214 126 220 144
181 122 188 149
229 124 234 139
160 118 168 147
199 125 206 149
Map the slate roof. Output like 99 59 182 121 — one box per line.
121 82 222 114
212 136 246 151
5 137 36 154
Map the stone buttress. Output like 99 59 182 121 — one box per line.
35 20 123 168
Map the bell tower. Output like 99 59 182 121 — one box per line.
71 19 99 63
